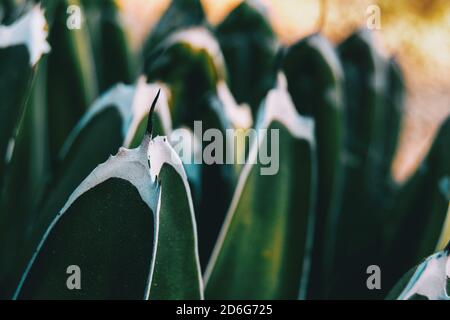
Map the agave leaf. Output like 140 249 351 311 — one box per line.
0 0 30 24
209 80 253 176
382 116 450 290
145 27 227 128
16 175 157 299
78 0 101 49
35 80 171 248
215 0 278 114
18 57 50 207
0 4 49 189
0 80 170 298
145 26 252 134
0 11 48 291
281 34 345 299
205 74 317 299
376 59 405 182
366 59 405 237
327 30 388 299
0 0 14 23
169 127 203 211
98 0 136 89
338 30 387 160
45 0 98 159
196 82 253 269
81 0 136 91
145 26 251 138
146 27 252 269
386 243 450 300
0 57 49 298
147 136 203 300
15 103 202 299
14 141 159 299
143 0 205 57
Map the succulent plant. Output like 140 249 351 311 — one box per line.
0 1 448 300
387 241 450 300
281 33 345 299
204 74 317 300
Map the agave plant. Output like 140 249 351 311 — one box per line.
387 241 450 300
0 0 449 300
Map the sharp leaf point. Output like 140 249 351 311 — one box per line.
147 88 161 137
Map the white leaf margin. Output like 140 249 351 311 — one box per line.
398 248 450 300
0 5 50 67
14 135 203 300
167 27 226 78
59 76 172 159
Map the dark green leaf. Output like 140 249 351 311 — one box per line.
81 0 137 91
149 161 203 299
215 0 278 114
16 177 156 299
382 116 450 290
281 34 345 299
0 0 30 24
143 0 205 57
45 0 98 159
1 82 170 298
0 58 49 298
327 30 388 299
0 5 49 189
145 28 244 269
145 27 226 128
205 76 317 299
16 134 202 299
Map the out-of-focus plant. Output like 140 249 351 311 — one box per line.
0 0 448 300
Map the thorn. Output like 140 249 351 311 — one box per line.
146 88 161 138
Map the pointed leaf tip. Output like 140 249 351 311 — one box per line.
146 88 161 137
